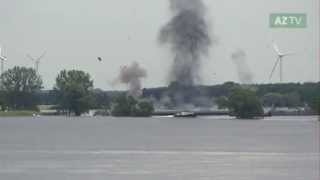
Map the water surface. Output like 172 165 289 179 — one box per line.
0 116 319 180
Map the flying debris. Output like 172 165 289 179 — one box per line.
158 0 212 86
269 41 295 83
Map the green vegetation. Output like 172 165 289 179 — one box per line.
261 92 301 108
111 94 154 117
217 87 264 119
310 96 320 115
0 66 318 118
0 66 42 111
0 111 39 117
229 88 264 119
144 82 319 110
256 82 319 109
54 70 94 116
92 89 111 110
310 84 320 116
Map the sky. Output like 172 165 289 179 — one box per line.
0 0 319 90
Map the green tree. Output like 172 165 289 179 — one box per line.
111 94 154 117
133 101 155 117
225 87 263 119
310 96 320 115
55 70 94 116
216 96 229 109
0 91 5 111
0 66 42 110
284 92 301 108
92 89 111 109
111 94 136 116
261 93 285 107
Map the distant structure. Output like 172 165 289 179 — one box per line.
269 41 295 83
0 45 7 87
27 52 46 74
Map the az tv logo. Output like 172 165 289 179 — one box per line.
270 14 307 28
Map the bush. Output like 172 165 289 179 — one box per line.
111 94 154 117
0 111 39 117
93 109 110 116
133 101 155 117
222 87 264 119
310 96 320 115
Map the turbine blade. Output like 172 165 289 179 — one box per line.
37 52 46 61
269 57 280 80
282 52 296 57
27 54 35 61
272 42 281 55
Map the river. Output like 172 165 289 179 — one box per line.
0 116 319 180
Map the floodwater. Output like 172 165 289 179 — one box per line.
0 116 319 180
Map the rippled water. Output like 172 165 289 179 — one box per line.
0 116 319 180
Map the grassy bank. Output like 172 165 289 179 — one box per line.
0 111 38 117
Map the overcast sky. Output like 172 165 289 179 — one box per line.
0 0 319 90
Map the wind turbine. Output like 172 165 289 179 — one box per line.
27 52 46 74
269 41 295 83
0 45 7 89
0 45 7 77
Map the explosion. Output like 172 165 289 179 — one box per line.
159 0 212 86
116 62 147 97
231 49 254 84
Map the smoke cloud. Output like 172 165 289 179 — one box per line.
159 0 212 86
115 62 147 97
231 50 254 84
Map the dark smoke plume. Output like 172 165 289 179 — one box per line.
115 62 147 97
231 50 254 84
159 0 212 86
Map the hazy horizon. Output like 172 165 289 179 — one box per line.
0 0 319 90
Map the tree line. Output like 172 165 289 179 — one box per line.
0 66 154 116
0 66 319 117
143 82 319 111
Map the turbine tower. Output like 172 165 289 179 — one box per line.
269 42 294 83
0 45 7 88
27 52 46 74
0 45 7 77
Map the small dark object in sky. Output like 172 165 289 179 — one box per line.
97 57 102 62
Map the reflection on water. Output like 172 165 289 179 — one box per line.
0 116 319 180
